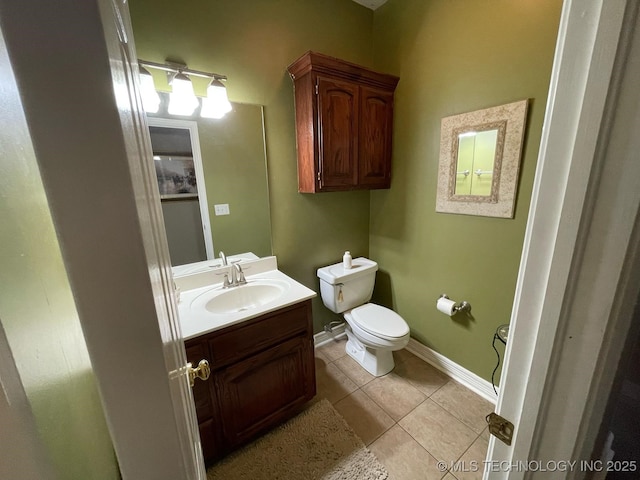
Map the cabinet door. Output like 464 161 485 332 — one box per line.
214 336 315 448
317 76 359 190
359 86 394 188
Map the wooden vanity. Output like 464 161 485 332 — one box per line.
185 298 315 463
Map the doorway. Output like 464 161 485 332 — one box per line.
147 117 213 264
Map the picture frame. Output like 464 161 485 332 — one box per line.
153 154 199 200
435 99 528 218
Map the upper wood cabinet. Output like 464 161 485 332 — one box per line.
288 51 399 193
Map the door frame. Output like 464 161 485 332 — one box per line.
0 0 205 478
3 0 638 478
147 117 215 260
486 0 640 477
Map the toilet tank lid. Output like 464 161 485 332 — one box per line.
316 257 378 284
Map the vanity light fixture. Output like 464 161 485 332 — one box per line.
200 77 232 119
138 59 231 118
138 65 161 113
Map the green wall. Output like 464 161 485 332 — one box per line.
130 0 563 382
129 0 375 330
0 51 118 476
370 0 563 382
200 103 272 258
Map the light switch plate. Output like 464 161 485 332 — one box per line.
214 204 230 216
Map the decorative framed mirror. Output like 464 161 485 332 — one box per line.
436 99 528 218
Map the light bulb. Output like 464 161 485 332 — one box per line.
201 78 232 119
139 66 160 114
168 73 199 116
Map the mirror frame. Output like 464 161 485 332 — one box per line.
147 117 214 259
436 99 528 218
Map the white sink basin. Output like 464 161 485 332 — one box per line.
191 279 290 315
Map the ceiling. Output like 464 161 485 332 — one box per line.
351 0 388 10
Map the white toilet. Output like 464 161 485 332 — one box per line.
317 257 410 376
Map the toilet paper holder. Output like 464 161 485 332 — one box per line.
439 294 471 314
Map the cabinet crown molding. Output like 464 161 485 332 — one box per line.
287 51 399 91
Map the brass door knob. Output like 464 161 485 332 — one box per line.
187 359 211 387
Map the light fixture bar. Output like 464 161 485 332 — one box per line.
138 59 227 81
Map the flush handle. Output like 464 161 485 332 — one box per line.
187 359 211 387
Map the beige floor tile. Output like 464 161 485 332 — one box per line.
393 348 420 364
430 381 494 433
314 354 329 372
315 361 358 404
334 389 394 445
361 372 426 421
333 354 375 387
398 399 478 463
454 434 489 480
316 337 347 362
314 347 330 364
369 425 446 480
394 355 450 397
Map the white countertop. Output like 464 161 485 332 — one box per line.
176 256 316 340
171 252 259 278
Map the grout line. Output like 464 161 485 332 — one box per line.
315 347 486 475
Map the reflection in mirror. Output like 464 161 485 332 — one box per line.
148 120 212 265
436 99 528 218
147 94 273 267
454 128 498 197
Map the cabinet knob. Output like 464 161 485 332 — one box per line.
187 359 211 387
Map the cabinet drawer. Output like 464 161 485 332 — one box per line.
208 300 311 368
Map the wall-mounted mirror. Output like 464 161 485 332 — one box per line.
436 99 528 218
147 94 272 267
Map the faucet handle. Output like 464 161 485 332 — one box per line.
234 263 246 285
222 273 232 288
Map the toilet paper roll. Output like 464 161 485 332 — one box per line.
437 297 457 316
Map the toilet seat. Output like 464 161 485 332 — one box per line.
350 303 409 340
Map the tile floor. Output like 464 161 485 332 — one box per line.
314 336 495 480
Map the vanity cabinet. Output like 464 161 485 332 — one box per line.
287 51 399 193
184 299 315 463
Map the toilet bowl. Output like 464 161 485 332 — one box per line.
317 257 410 376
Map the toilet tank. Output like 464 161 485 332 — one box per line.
316 257 378 313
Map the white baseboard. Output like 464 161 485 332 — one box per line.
313 328 498 404
313 323 347 347
405 338 498 404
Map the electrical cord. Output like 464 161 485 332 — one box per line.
491 324 508 395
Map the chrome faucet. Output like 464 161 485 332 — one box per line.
233 263 246 286
222 262 246 288
219 251 227 266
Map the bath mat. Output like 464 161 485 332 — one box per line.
206 398 388 480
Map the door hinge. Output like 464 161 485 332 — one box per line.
315 84 319 95
317 171 321 182
486 412 514 446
